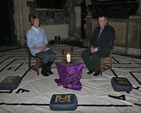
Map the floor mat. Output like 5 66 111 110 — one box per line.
0 44 141 113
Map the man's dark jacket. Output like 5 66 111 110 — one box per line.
90 24 115 50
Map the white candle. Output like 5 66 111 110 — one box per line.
66 53 71 63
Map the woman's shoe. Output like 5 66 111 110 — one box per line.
41 63 50 76
47 67 53 74
41 69 50 76
47 61 54 74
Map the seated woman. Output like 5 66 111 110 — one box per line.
26 15 55 77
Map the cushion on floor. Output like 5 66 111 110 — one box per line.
50 94 78 111
111 77 132 92
0 76 21 90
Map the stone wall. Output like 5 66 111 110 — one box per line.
12 0 141 58
13 0 70 45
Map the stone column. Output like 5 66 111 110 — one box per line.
137 0 141 15
85 0 91 6
13 0 32 45
68 0 74 36
13 0 23 45
74 6 81 39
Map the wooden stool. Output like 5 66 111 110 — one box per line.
100 51 112 75
28 48 42 75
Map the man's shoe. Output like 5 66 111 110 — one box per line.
87 69 94 74
93 71 100 76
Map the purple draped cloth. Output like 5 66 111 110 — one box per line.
55 60 83 90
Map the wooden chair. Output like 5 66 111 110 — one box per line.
28 48 42 75
100 51 112 75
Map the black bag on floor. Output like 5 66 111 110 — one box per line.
0 76 21 90
111 77 132 92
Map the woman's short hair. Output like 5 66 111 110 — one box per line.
31 15 39 25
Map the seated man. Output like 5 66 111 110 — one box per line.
81 15 115 76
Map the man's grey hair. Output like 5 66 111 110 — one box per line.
99 15 107 20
